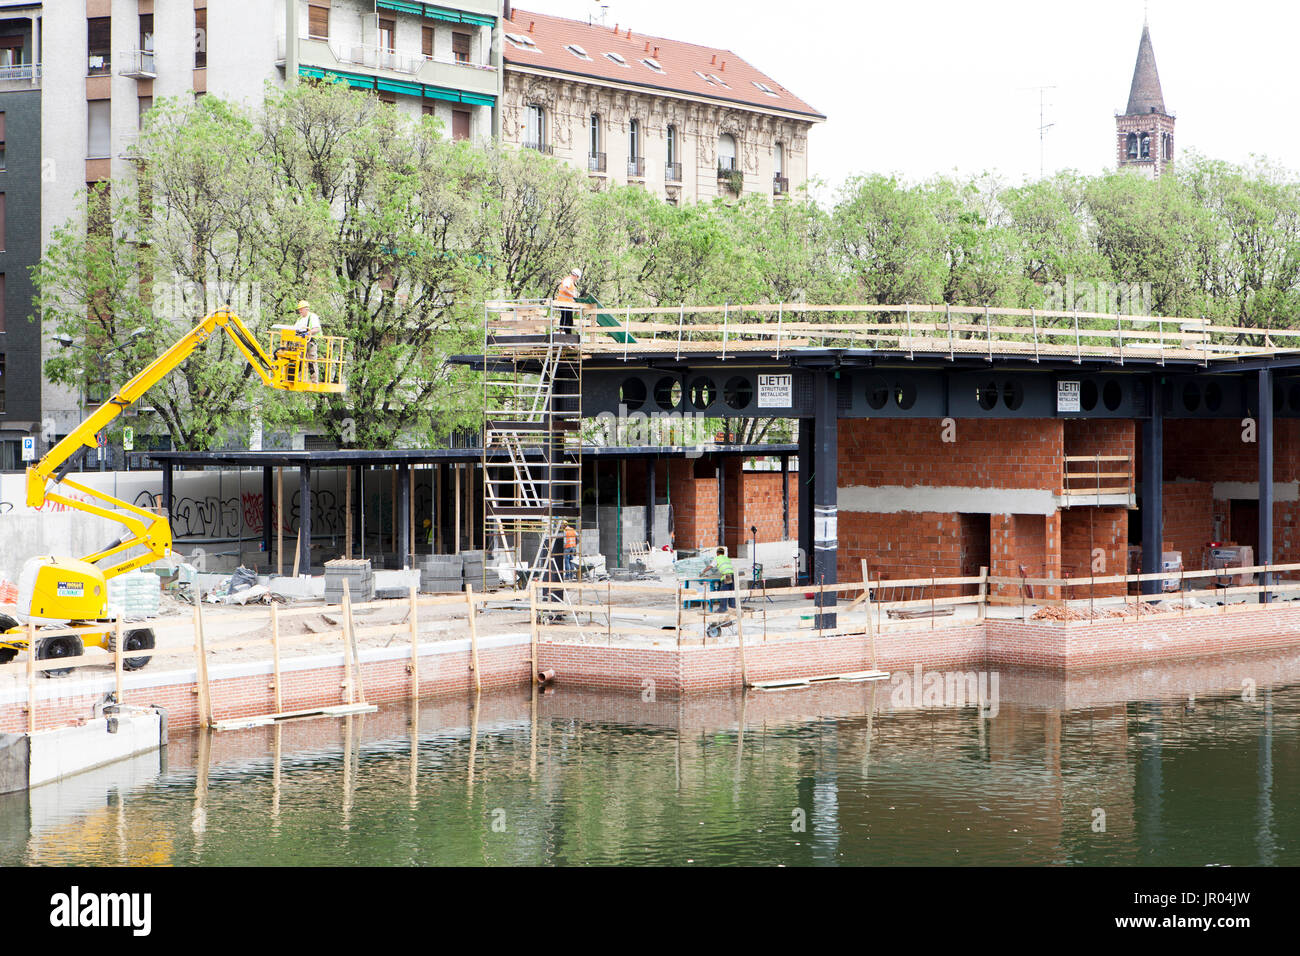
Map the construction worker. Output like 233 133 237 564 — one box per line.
705 546 735 609
555 268 580 331
293 300 322 383
562 520 578 576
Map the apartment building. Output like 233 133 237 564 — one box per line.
28 0 503 448
0 1 40 469
499 7 824 203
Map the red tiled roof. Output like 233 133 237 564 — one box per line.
502 8 825 121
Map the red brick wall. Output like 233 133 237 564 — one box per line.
991 512 1060 598
838 418 1065 492
1161 481 1215 569
739 471 796 546
668 458 720 551
1162 419 1300 483
837 511 966 591
1061 507 1128 597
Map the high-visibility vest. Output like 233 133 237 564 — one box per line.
714 554 733 577
564 525 578 549
556 275 578 303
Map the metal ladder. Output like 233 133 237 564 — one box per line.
482 300 583 601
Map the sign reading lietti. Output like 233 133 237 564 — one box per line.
757 374 793 408
1057 381 1081 413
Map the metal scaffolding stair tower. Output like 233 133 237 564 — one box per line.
482 300 583 591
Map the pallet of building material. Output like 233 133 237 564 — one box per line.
886 606 956 620
420 576 463 593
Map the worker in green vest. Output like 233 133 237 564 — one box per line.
706 546 736 609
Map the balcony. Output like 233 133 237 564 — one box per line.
1060 455 1135 508
0 61 40 90
627 156 645 178
119 50 157 79
290 36 498 102
588 152 606 173
524 141 553 155
773 175 789 195
87 53 111 76
665 162 682 183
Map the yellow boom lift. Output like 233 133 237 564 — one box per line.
0 310 346 674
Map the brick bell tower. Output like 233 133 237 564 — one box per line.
1116 19 1175 177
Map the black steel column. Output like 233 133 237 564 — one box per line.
261 466 273 557
161 461 174 538
646 458 656 548
299 462 312 576
1141 373 1164 596
353 465 363 556
1260 368 1274 602
811 370 838 629
798 420 813 584
781 453 790 541
398 464 411 569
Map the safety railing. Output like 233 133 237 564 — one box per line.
567 302 1300 364
268 328 348 391
1062 454 1133 505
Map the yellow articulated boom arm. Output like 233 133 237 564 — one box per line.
26 309 346 581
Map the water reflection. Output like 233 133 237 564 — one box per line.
3 645 1300 866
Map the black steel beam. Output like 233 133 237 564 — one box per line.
262 467 273 557
811 369 838 628
1140 373 1164 596
1260 368 1274 602
299 462 312 576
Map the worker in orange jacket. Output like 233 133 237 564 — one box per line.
555 268 580 331
562 520 578 576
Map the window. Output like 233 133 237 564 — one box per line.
138 96 153 130
604 51 627 66
452 109 471 142
377 90 397 106
1125 132 1137 159
0 193 5 253
695 70 714 85
1163 132 1173 160
667 125 677 165
775 142 784 176
88 101 110 159
308 4 329 41
565 44 590 60
1139 131 1150 159
0 112 5 171
666 125 681 182
718 133 737 171
752 81 779 97
452 32 471 64
504 33 539 51
640 57 663 73
589 113 601 155
195 8 207 68
422 26 434 58
87 17 111 75
525 104 546 150
628 119 643 177
139 14 154 52
379 18 396 53
708 73 728 88
422 102 436 118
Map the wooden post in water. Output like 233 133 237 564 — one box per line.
408 585 420 701
270 602 283 713
26 622 36 733
193 594 212 728
465 582 481 693
529 581 538 682
733 571 746 688
675 585 683 648
861 559 876 672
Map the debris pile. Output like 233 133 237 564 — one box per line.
1031 601 1171 622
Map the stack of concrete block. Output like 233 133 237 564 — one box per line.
419 554 463 593
324 558 375 604
460 549 486 590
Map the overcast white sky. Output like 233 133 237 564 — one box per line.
521 0 1300 194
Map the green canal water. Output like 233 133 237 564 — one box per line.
2 654 1298 866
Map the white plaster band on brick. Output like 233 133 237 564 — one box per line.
1208 481 1300 502
0 632 532 708
837 485 1058 516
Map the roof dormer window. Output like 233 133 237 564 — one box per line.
752 81 779 97
566 44 590 60
641 57 664 73
604 51 628 66
505 33 540 51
